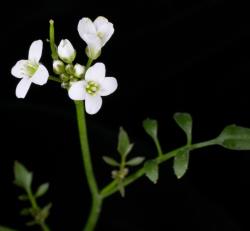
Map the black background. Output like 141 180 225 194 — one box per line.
1 0 250 230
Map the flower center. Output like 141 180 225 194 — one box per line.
24 61 39 77
86 81 99 95
97 31 104 39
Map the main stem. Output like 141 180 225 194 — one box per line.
74 100 102 231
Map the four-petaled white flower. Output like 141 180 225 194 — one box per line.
68 63 117 114
58 39 76 64
77 16 114 59
11 40 49 98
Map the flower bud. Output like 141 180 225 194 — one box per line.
53 60 65 75
61 82 70 89
111 168 129 180
65 64 74 75
59 73 70 82
69 76 79 82
58 39 76 64
74 64 85 78
85 46 101 60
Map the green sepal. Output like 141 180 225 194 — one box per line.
85 46 101 60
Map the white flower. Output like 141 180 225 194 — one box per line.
77 16 114 59
58 39 76 63
11 40 49 98
68 62 118 114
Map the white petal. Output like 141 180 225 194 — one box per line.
84 34 102 59
28 40 43 63
15 77 32 98
58 39 76 63
82 33 102 49
85 63 105 83
11 60 29 78
68 80 86 100
94 16 109 28
78 18 96 41
31 64 49 85
99 77 118 96
94 17 114 47
99 24 114 47
85 94 102 114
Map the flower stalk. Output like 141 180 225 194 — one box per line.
48 75 62 83
74 100 103 231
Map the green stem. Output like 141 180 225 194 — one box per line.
101 138 218 198
154 137 163 157
40 222 51 231
26 189 51 231
74 100 102 231
74 101 99 195
120 152 126 170
49 76 62 83
84 196 103 231
49 20 58 60
189 139 218 150
85 58 93 71
27 189 39 210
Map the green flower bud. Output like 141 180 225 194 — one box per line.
74 64 85 78
59 73 70 82
61 82 70 89
53 60 65 75
65 64 74 75
69 75 79 82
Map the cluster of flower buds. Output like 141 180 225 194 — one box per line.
11 16 117 115
111 168 129 181
52 39 85 89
